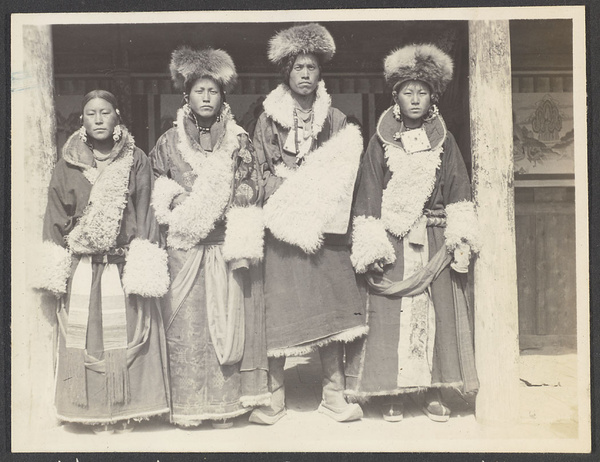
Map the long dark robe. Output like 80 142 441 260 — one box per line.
345 110 479 399
253 99 367 357
43 142 170 423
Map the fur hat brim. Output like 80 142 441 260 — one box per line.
268 23 336 66
170 46 237 93
384 43 453 96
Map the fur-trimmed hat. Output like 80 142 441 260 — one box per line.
384 43 453 96
268 23 336 66
170 46 237 93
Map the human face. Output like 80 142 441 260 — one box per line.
187 78 223 123
82 98 119 143
393 80 432 128
289 53 320 97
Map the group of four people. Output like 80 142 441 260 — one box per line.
34 23 480 434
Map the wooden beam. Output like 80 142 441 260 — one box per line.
469 20 520 425
12 24 59 436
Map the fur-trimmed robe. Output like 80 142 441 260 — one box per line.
35 129 170 424
253 81 367 358
149 107 269 425
345 108 480 400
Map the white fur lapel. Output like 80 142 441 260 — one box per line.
262 81 331 138
381 143 443 239
166 109 243 250
66 135 135 254
263 124 363 253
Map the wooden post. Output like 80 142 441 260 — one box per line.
12 24 59 441
469 20 520 425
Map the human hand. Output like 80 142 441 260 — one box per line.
367 260 386 274
450 243 471 273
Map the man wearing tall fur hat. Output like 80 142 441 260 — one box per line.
149 46 269 428
250 23 366 424
346 43 480 423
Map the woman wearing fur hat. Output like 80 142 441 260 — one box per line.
33 90 171 433
149 47 269 428
250 23 366 424
346 44 480 422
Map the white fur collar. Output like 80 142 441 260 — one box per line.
66 141 135 254
262 81 331 138
377 107 447 239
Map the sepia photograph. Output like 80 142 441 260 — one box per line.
9 5 591 455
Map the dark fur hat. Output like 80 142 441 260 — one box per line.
268 23 336 66
384 43 453 96
170 46 237 93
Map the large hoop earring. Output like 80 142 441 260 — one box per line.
78 125 88 143
112 124 123 142
424 104 439 121
393 103 403 122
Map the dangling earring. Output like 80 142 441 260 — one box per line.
113 124 123 142
393 103 403 122
424 104 439 121
78 125 88 143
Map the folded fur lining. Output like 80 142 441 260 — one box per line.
350 216 397 273
445 200 481 253
122 239 170 297
31 241 72 295
222 206 265 263
166 108 240 250
267 325 368 358
151 176 185 225
239 392 272 408
263 124 363 253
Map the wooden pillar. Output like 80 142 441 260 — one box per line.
12 24 59 439
469 20 520 425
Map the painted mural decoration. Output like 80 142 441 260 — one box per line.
512 93 574 176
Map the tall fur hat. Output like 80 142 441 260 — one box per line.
170 46 237 93
268 23 336 66
384 43 453 96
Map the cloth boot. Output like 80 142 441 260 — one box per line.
248 356 286 425
317 342 363 422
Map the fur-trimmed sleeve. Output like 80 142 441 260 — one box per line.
151 176 185 225
122 151 170 297
222 133 265 265
350 135 395 272
440 133 481 253
122 238 169 297
149 132 185 226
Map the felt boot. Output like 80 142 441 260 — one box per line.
249 356 287 425
317 342 363 422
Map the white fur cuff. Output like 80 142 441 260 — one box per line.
444 200 481 253
222 206 265 264
350 216 396 273
31 241 72 296
151 176 185 225
122 239 170 297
